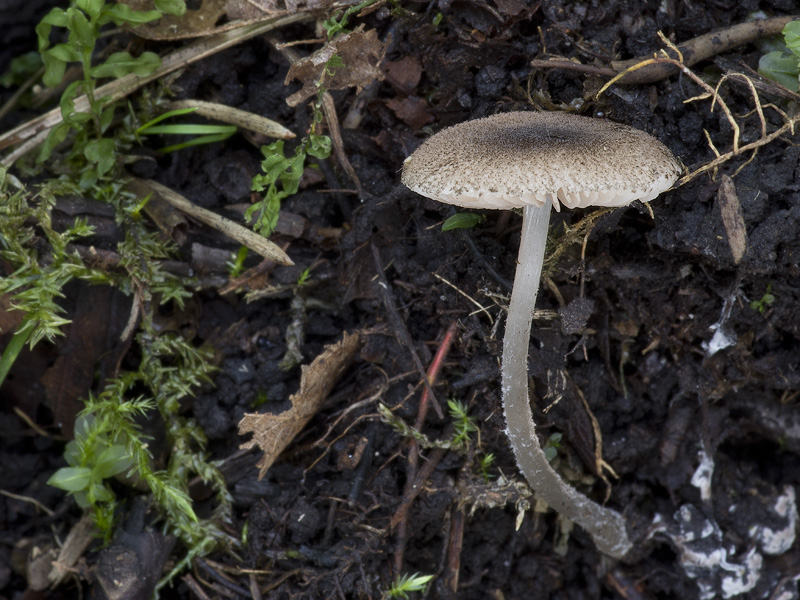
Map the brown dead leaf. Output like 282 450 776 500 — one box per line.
382 56 422 95
386 96 433 130
238 332 361 479
121 0 227 40
42 286 132 437
226 0 330 18
717 174 748 264
285 27 386 107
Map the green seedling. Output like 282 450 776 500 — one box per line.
448 398 478 447
759 20 800 90
248 56 335 236
543 432 563 463
48 409 143 535
441 212 484 231
384 573 434 599
322 0 379 38
477 452 496 482
750 282 775 314
227 246 249 278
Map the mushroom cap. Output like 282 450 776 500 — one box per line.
401 111 681 211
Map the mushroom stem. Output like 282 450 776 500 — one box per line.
502 202 633 559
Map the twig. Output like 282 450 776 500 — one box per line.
443 508 465 595
131 178 293 265
164 100 296 139
183 574 213 600
610 16 799 85
0 489 55 516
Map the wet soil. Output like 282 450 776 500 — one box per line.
3 1 800 599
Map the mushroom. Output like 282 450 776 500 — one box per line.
401 111 680 558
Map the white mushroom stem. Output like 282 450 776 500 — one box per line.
502 201 633 559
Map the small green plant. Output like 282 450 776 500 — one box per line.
441 212 484 231
226 246 249 278
759 20 800 90
48 405 146 534
34 0 185 186
477 452 496 482
542 432 563 463
750 282 776 314
384 573 434 599
248 56 336 236
296 265 313 287
322 0 379 38
448 398 478 446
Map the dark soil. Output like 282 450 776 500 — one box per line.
3 1 800 599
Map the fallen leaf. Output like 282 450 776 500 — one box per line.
285 27 386 107
42 286 132 437
121 0 227 40
386 96 433 130
382 56 422 95
238 332 361 479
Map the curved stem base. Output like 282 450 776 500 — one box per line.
502 203 632 559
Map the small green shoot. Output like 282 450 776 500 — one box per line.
48 409 141 535
227 246 249 278
432 12 443 27
750 282 775 314
322 0 378 38
248 55 335 237
759 20 800 90
384 573 434 599
477 452 496 482
296 265 313 287
543 432 563 463
137 107 236 153
442 212 484 231
448 398 478 447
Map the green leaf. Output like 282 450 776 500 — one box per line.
155 0 186 16
758 51 800 90
37 121 72 163
137 106 199 134
47 43 81 64
48 466 92 491
36 8 69 52
100 3 163 26
442 212 484 231
84 138 116 176
67 8 95 50
87 481 115 504
783 21 800 58
64 440 82 467
89 51 161 79
77 0 105 19
140 124 234 135
99 105 115 133
95 444 134 479
0 51 43 87
306 134 331 159
60 80 92 127
41 52 67 87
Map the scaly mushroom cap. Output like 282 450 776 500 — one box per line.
401 111 681 211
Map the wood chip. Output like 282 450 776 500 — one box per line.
717 174 748 264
